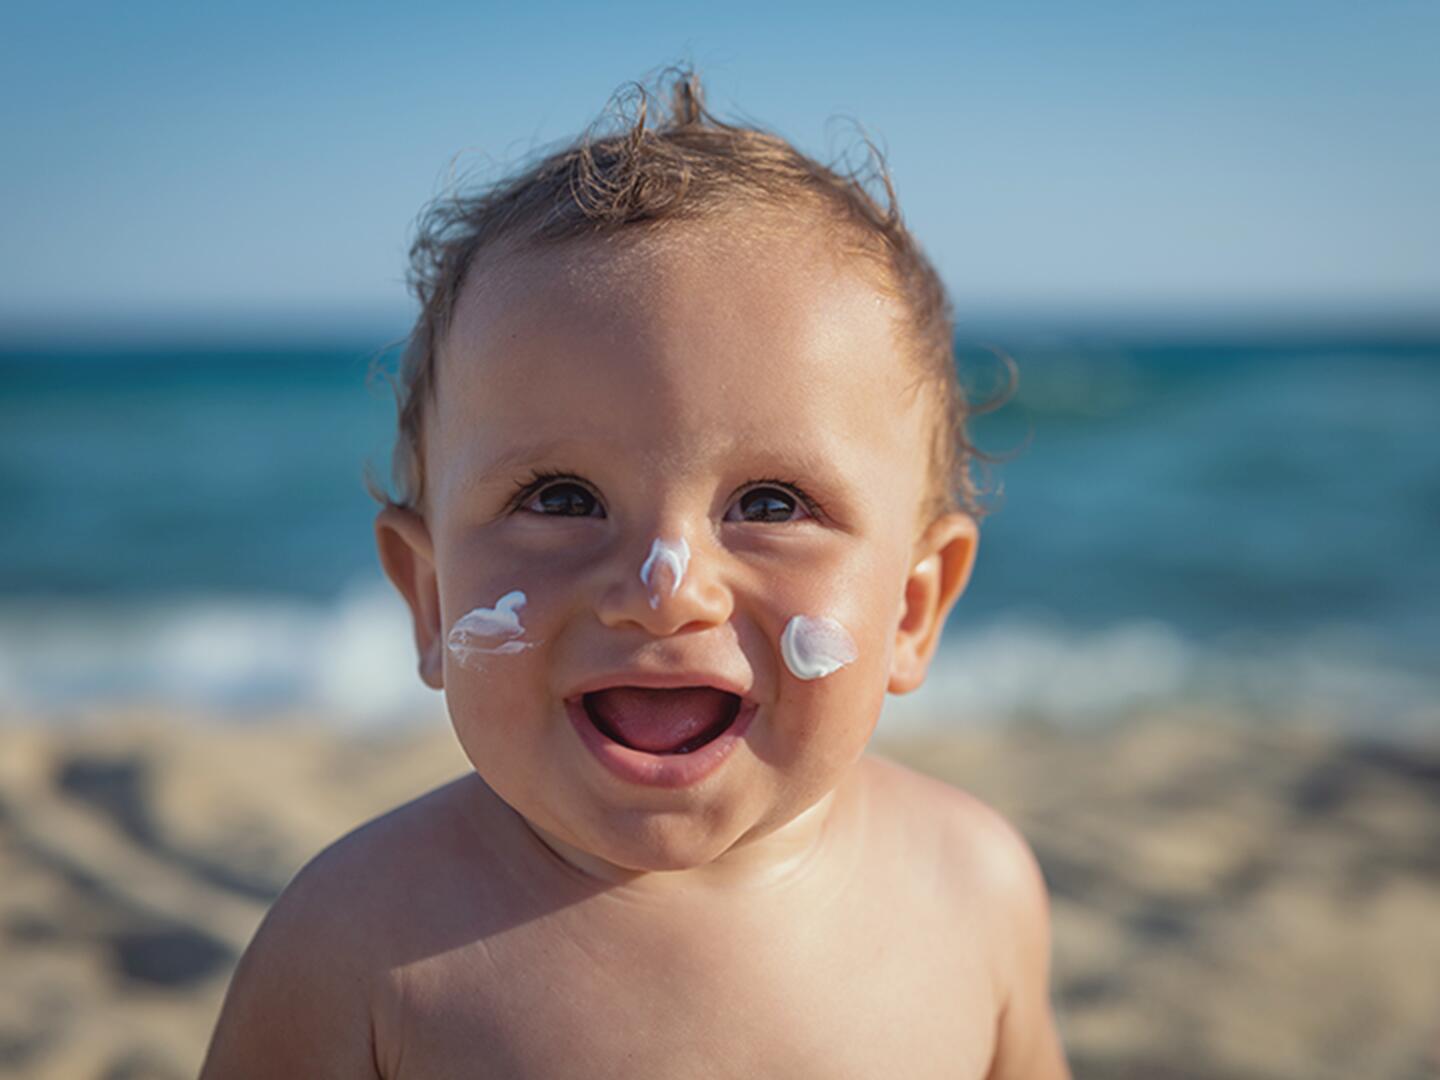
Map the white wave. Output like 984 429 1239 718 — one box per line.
0 579 438 726
883 615 1190 734
886 613 1439 738
1 587 1434 737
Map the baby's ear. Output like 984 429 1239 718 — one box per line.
375 505 444 689
888 512 978 695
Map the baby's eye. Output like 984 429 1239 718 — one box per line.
725 485 811 524
522 480 602 517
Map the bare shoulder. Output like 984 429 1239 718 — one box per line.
201 774 491 1079
861 754 1071 1078
861 753 1043 893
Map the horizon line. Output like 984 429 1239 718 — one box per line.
2 300 1438 351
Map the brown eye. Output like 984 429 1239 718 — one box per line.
526 481 601 517
727 486 805 523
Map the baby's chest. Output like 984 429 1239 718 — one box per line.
383 916 998 1079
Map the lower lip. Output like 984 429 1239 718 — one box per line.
565 698 756 789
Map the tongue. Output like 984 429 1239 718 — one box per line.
585 687 738 753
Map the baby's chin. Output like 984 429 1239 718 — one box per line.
535 786 848 886
542 804 766 878
506 817 725 887
483 784 800 882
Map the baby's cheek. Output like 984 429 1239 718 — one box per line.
760 571 896 755
440 582 558 730
779 615 858 680
762 568 891 682
767 590 888 705
446 589 535 671
767 657 886 801
442 634 550 783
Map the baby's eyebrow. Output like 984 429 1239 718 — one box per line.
446 439 584 505
469 440 581 478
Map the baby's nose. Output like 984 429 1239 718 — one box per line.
640 537 690 609
595 532 732 635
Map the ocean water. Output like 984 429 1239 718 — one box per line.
2 333 1437 734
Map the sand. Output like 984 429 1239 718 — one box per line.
1 707 1437 1079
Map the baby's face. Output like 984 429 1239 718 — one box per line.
392 221 971 874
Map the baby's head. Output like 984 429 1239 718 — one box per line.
376 72 988 875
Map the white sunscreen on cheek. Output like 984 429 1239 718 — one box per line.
780 615 859 681
639 537 691 609
447 591 531 668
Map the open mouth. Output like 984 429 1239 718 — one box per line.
582 687 743 755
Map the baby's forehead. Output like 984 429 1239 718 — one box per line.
440 257 923 463
468 217 831 307
430 223 934 463
448 219 908 373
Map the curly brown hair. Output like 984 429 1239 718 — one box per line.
379 69 998 522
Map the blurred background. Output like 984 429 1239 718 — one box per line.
1 2 1437 1078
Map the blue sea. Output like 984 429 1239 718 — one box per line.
3 329 1437 735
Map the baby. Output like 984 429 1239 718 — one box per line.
202 73 1070 1079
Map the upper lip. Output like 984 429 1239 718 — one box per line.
566 668 753 702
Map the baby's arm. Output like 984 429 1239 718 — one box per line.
200 844 383 1079
975 808 1070 1080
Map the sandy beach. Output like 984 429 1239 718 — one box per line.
1 708 1437 1079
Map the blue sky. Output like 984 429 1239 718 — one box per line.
2 1 1437 338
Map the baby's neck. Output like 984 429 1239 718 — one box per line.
518 779 863 898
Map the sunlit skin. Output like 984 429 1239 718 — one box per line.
200 218 1070 1079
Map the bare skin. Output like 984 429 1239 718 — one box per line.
202 218 1069 1078
204 757 1061 1079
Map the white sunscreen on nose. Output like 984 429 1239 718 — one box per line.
447 591 531 668
639 537 691 609
780 615 859 681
